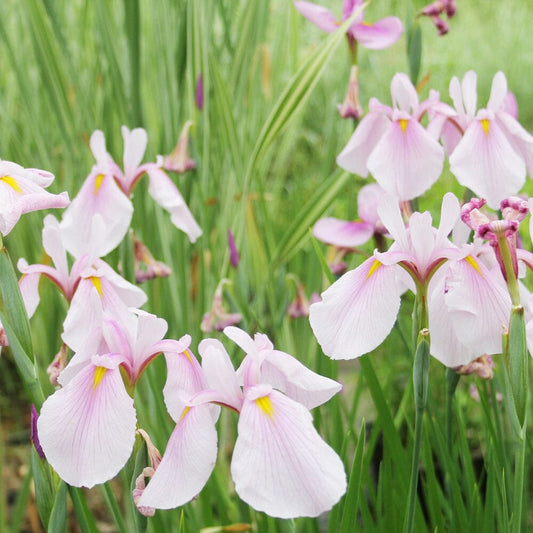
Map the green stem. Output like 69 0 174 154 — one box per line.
404 331 430 533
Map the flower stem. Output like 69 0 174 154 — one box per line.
404 329 430 533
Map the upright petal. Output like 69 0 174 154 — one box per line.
309 256 402 359
122 127 148 191
390 73 418 114
37 354 136 488
231 386 346 518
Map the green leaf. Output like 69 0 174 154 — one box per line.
508 305 527 427
407 20 422 86
340 420 366 533
0 246 33 359
68 486 99 533
48 481 67 533
30 447 56 530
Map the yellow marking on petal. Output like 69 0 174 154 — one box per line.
0 176 22 193
399 119 408 132
465 255 483 276
179 406 190 421
94 173 105 194
93 366 107 391
481 119 490 136
184 349 193 363
366 259 382 279
256 396 274 419
89 276 103 296
362 21 373 27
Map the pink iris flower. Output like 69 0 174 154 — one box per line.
18 215 147 353
0 161 69 236
294 0 403 50
60 126 201 258
310 193 462 359
37 310 183 488
137 327 346 519
310 192 514 365
336 73 448 200
443 71 533 208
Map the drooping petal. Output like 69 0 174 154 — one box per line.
444 256 511 355
231 386 346 519
449 115 525 208
37 354 136 488
312 218 374 247
261 350 342 408
60 170 133 258
336 111 390 177
136 404 218 510
144 165 202 243
367 116 444 200
309 256 402 359
428 269 478 367
350 17 402 50
293 1 338 33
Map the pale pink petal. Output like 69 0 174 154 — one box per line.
350 17 402 50
448 76 465 117
144 166 202 243
163 340 208 422
312 218 373 247
428 269 478 367
487 71 508 112
198 338 243 411
37 354 136 488
231 386 346 518
376 193 408 249
436 192 461 247
261 350 342 408
309 256 402 359
444 257 511 355
137 405 217 510
122 126 148 190
367 117 444 200
42 215 69 279
293 1 338 33
336 112 390 177
390 73 418 114
496 111 533 178
449 116 525 208
460 70 478 118
90 130 110 169
60 170 133 258
357 183 385 228
223 326 258 356
18 269 41 319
